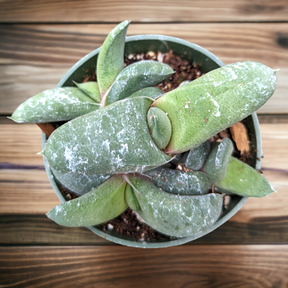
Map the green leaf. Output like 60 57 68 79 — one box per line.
127 175 223 237
97 20 130 96
202 138 234 183
215 157 276 197
153 61 277 153
147 107 172 149
9 87 100 123
51 168 111 195
73 81 101 103
42 97 172 174
128 87 164 99
125 183 139 211
144 167 212 195
185 141 211 171
46 175 127 227
103 60 174 106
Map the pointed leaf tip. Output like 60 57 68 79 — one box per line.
97 20 131 96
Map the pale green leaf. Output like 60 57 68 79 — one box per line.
215 157 276 197
46 175 127 227
153 62 277 153
147 107 172 149
73 81 101 103
97 20 130 96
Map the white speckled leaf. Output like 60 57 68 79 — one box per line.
103 60 174 106
153 61 277 153
46 175 127 227
10 87 100 123
127 174 223 237
215 157 276 197
43 97 172 174
203 138 234 183
144 167 212 195
51 168 112 195
97 20 130 96
185 141 211 171
73 81 101 103
128 87 164 99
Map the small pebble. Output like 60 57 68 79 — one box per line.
107 223 114 231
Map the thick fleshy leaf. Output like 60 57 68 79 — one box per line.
185 141 211 171
125 184 139 211
202 138 234 183
51 168 111 195
129 87 164 99
215 157 276 197
42 97 172 174
147 107 172 149
127 175 223 237
144 167 212 195
46 175 127 227
73 81 101 103
97 20 130 96
103 60 174 106
9 87 99 123
153 62 277 153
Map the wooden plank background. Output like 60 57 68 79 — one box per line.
0 0 288 23
1 23 288 114
0 1 288 286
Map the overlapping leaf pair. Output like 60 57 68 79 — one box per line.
10 21 277 238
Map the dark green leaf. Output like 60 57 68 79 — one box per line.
43 97 172 174
128 87 164 99
9 87 99 123
127 175 223 237
144 167 212 195
51 168 111 195
103 60 174 106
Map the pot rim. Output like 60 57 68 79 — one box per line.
42 34 262 248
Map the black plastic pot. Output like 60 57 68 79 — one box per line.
42 35 262 248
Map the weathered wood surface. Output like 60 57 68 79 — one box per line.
0 0 288 23
1 24 288 114
1 121 287 168
0 121 287 245
1 246 288 288
1 169 287 245
1 5 288 285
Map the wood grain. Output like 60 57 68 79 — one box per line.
1 122 287 168
0 169 287 244
1 23 288 114
0 0 288 23
0 246 287 287
0 123 43 166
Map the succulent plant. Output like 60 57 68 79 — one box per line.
10 20 277 239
